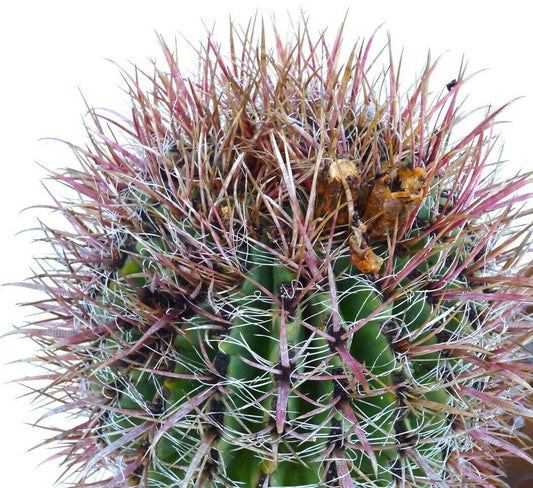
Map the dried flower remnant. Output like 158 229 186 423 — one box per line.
362 164 427 240
349 211 384 275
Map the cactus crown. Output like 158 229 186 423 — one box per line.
17 17 532 488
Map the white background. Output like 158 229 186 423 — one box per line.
0 1 531 486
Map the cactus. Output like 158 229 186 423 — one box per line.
16 18 532 488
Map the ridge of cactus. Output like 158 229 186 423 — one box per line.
13 16 533 488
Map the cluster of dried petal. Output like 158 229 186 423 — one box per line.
362 164 427 239
316 158 427 274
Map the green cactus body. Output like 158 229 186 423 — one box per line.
17 17 532 488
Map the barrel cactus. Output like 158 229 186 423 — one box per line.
18 18 532 488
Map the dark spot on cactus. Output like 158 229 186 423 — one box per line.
446 412 457 427
111 249 130 272
208 398 225 431
444 255 456 269
437 187 460 215
395 242 411 258
446 79 457 91
467 304 482 329
101 379 122 402
394 418 416 450
189 197 201 211
328 418 344 450
266 414 280 436
471 379 486 391
213 353 230 378
195 288 208 303
139 286 176 310
440 366 456 385
414 216 432 231
136 215 160 239
149 392 166 415
140 287 157 307
437 344 454 361
423 285 440 305
438 204 452 216
160 352 177 373
407 266 424 281
357 184 371 210
391 371 410 419
277 281 299 315
390 458 403 479
209 447 219 463
165 142 180 159
264 219 291 246
325 461 338 484
332 367 350 402
213 324 229 341
321 161 331 176
440 440 453 467
116 350 144 367
391 370 408 395
274 361 293 384
217 302 235 320
155 319 175 340
206 447 219 479
108 239 137 277
383 319 399 337
327 322 347 351
201 447 219 481
133 463 145 478
383 320 409 355
436 328 453 347
463 243 474 256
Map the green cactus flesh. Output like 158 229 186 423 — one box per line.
20 19 532 488
98 232 460 487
